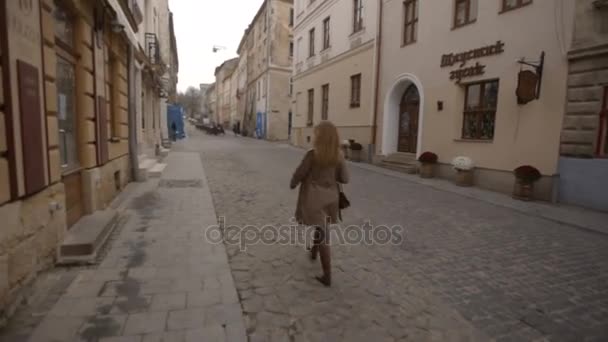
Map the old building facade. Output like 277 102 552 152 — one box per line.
374 0 575 201
558 0 608 211
135 0 173 158
214 58 238 127
291 0 377 156
0 0 177 324
236 0 293 140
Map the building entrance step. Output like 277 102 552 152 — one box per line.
57 209 119 265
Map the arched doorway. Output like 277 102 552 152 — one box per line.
398 85 420 153
381 73 424 156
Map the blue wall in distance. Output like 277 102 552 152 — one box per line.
558 157 608 212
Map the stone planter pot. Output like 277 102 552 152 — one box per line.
454 169 474 187
513 179 534 201
419 163 435 178
350 149 362 162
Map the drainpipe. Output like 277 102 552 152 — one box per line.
370 0 383 162
127 45 139 181
265 0 271 140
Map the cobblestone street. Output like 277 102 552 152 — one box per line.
178 129 608 342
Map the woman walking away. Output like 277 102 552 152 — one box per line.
290 121 349 287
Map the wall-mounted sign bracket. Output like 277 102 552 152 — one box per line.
517 51 545 101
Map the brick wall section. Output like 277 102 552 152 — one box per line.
561 56 608 157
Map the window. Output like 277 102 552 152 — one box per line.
290 8 294 26
454 0 477 28
307 89 314 126
462 80 499 140
502 0 532 12
289 77 293 96
323 17 331 50
598 87 608 156
55 1 79 171
309 28 315 57
350 74 361 108
353 0 364 32
264 10 267 32
289 41 294 57
403 0 418 45
321 84 329 120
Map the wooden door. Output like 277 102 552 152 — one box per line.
64 172 83 228
398 85 420 153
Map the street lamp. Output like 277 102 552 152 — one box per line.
212 45 227 53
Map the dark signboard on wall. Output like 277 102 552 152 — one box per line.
17 60 45 195
440 41 505 83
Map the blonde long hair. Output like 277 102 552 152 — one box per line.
313 121 340 168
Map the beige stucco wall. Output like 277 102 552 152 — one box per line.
292 42 374 130
376 0 575 177
267 69 291 140
291 0 376 153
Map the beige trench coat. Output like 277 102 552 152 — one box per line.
290 150 349 227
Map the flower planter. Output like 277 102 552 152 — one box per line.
454 169 474 187
513 179 534 201
419 163 435 178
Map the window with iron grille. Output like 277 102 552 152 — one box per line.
350 74 361 108
323 17 331 50
307 89 314 126
403 0 418 45
321 84 329 120
462 80 499 140
454 0 477 28
353 0 364 32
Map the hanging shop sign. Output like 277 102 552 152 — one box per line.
440 41 505 83
516 52 545 104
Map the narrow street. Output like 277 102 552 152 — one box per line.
176 128 608 342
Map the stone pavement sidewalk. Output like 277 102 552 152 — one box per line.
7 152 246 342
350 161 608 235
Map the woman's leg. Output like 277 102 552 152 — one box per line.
310 227 321 260
315 226 331 287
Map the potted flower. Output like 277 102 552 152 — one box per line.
513 165 541 201
418 152 438 178
349 141 363 162
452 156 474 187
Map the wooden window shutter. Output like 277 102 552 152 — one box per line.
17 60 46 195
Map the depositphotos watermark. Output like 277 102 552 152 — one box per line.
205 217 404 251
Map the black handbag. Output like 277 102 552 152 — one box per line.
338 184 350 210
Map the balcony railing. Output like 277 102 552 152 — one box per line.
145 33 161 66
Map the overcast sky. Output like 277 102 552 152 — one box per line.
169 0 264 92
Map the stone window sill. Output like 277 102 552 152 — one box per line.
453 138 493 143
